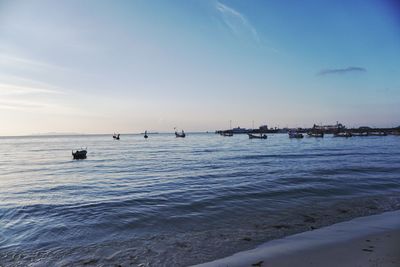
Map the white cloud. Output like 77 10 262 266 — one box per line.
0 83 61 96
0 82 74 115
0 53 72 73
216 1 260 43
0 100 44 110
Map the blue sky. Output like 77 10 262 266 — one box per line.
0 0 399 135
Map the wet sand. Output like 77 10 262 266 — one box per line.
194 210 400 267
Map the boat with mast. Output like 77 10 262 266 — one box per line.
113 133 120 140
174 128 186 138
221 120 233 137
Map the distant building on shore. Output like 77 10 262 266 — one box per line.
231 127 250 134
259 125 269 132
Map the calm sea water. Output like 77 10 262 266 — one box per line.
1 133 400 266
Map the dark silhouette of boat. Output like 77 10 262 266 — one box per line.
368 132 387 136
289 131 304 138
144 130 148 139
221 131 233 137
113 133 120 140
72 149 87 160
307 132 324 137
333 132 352 137
175 130 186 138
248 133 267 139
389 131 400 136
352 132 368 137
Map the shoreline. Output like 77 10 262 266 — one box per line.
193 210 400 267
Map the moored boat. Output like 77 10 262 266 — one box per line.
72 149 87 160
352 132 368 137
368 132 387 136
221 132 233 137
307 132 324 137
113 133 120 140
289 131 304 138
333 132 352 137
248 133 267 139
175 130 186 138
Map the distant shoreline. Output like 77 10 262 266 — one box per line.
0 132 213 138
1 126 400 138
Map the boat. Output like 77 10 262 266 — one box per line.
113 133 120 140
307 132 324 137
351 132 368 137
144 130 148 139
248 133 267 139
288 131 303 138
368 132 387 136
72 149 87 160
175 130 186 138
221 131 233 137
333 132 352 137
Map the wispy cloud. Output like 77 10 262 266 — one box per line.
0 82 68 113
317 67 367 76
0 83 61 96
0 100 44 110
0 81 99 117
216 1 260 43
0 53 71 73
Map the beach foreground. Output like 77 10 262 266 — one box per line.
194 210 400 267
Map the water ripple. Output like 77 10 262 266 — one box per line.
1 134 400 266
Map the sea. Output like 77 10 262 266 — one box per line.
1 133 400 266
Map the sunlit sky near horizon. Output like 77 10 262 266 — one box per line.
0 0 399 135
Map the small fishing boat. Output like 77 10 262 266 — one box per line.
221 132 233 137
113 133 120 140
333 132 352 137
307 132 324 137
289 131 304 138
144 130 148 139
175 130 186 138
248 133 267 139
351 132 368 137
368 132 387 136
72 149 87 160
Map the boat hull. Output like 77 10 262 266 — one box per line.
333 132 352 137
72 150 87 160
175 132 186 138
248 133 267 139
289 133 304 138
307 132 324 137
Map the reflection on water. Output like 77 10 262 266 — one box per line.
1 133 400 266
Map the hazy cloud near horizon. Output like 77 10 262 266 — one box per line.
317 67 367 76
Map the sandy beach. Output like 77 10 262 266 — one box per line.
194 210 400 267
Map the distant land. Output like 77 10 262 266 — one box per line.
30 132 85 136
0 122 399 137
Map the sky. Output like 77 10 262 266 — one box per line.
0 0 399 135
